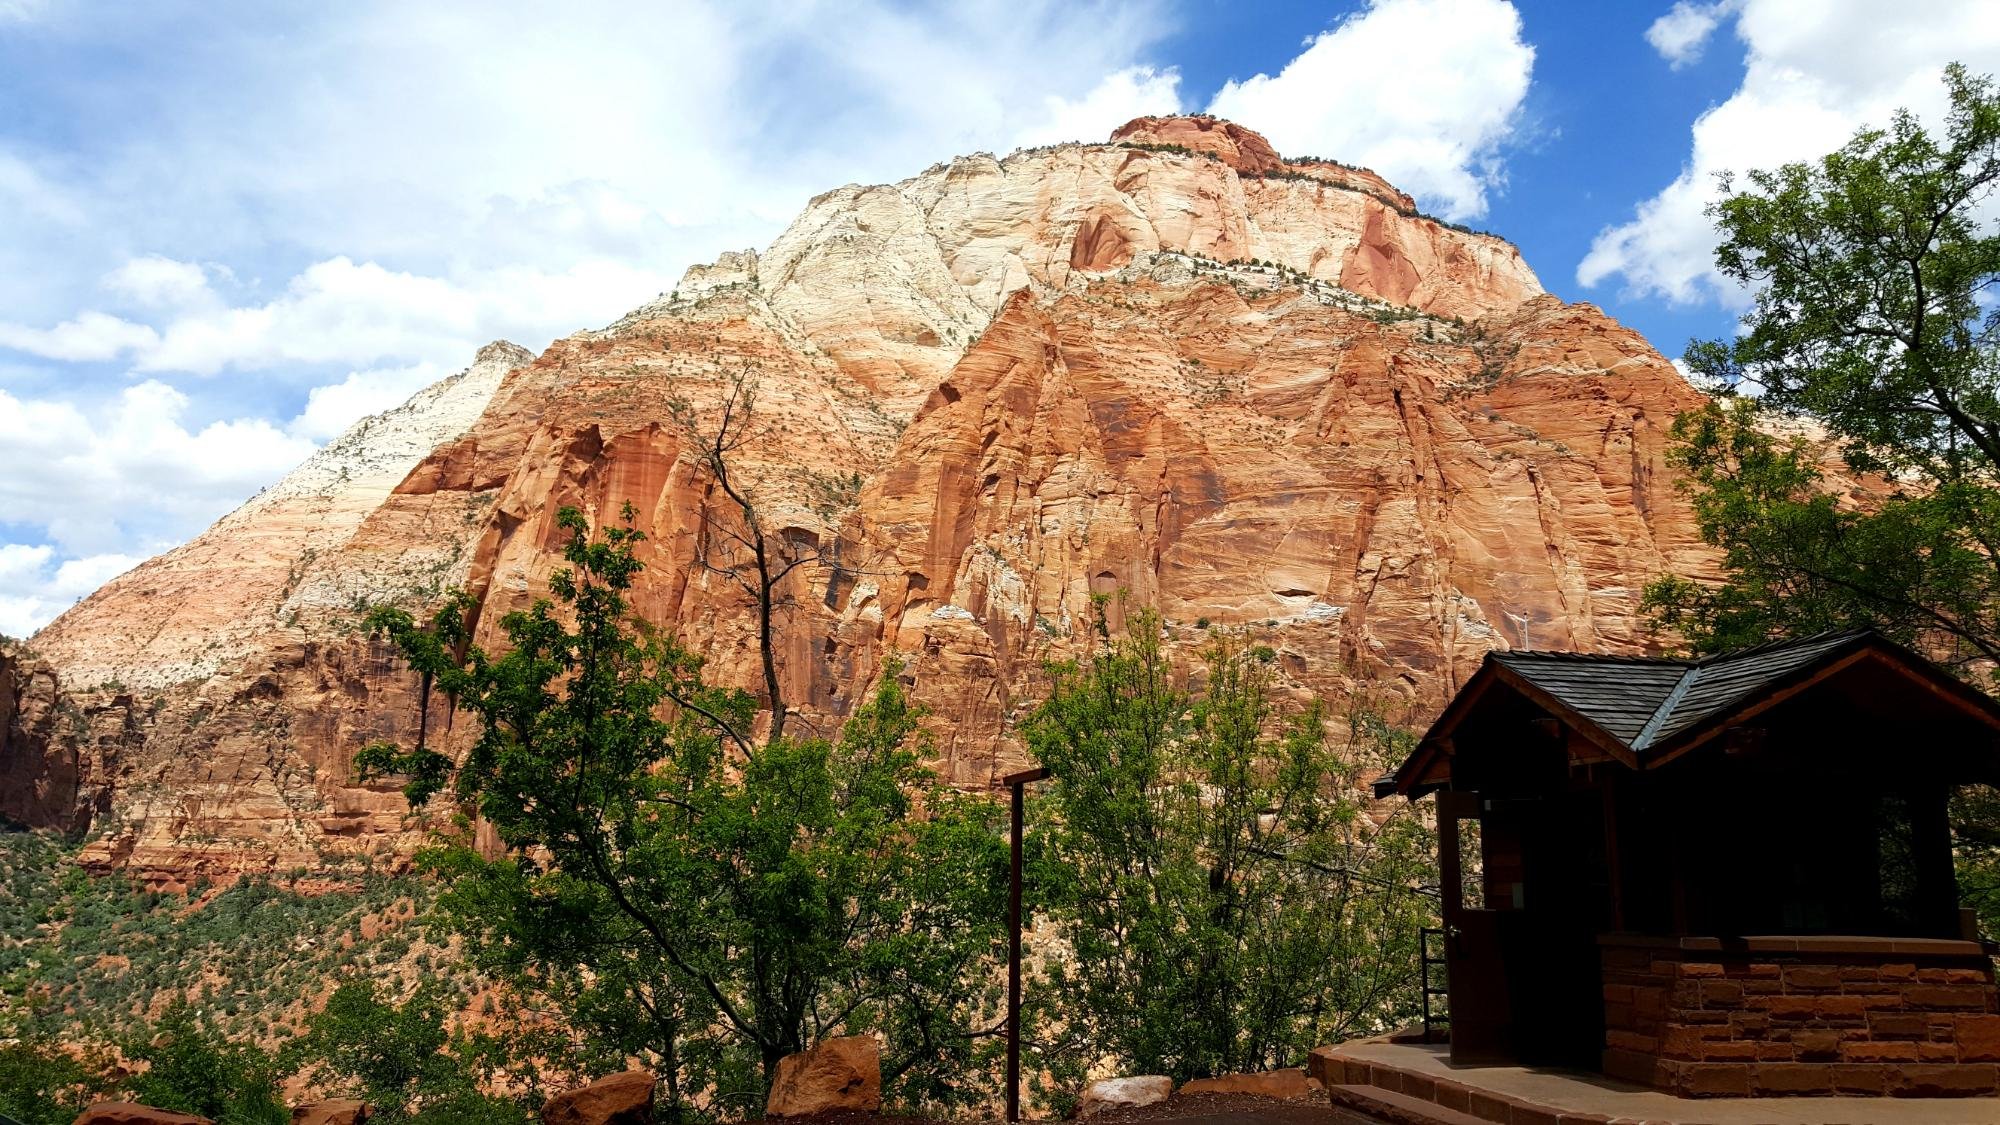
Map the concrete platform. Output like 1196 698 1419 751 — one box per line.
1321 1040 2000 1125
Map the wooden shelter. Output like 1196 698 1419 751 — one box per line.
1377 631 2000 1097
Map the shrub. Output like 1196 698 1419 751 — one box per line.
126 1005 287 1125
1021 604 1436 1092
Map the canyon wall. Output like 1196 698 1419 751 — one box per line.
21 118 1711 885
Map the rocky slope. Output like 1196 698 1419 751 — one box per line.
20 117 1710 885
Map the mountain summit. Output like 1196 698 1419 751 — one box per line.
6 118 1709 886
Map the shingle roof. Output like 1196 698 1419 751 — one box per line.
1380 629 2000 798
1491 630 1871 754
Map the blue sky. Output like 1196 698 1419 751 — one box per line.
2 0 1997 636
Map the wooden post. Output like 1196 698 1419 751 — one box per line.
1004 767 1049 1123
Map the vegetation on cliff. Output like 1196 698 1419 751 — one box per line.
0 844 531 1121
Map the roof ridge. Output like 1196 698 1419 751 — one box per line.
1630 664 1703 752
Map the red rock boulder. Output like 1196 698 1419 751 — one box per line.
71 1105 212 1125
291 1100 370 1125
764 1036 882 1117
541 1070 655 1125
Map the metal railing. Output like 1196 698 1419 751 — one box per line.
1420 925 1450 1043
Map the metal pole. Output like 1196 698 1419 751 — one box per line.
1003 767 1048 1123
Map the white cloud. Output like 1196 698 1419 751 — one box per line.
1204 0 1535 220
101 256 218 311
1646 1 1737 70
0 311 159 362
1013 66 1183 149
138 257 479 375
1581 0 2000 304
290 362 443 442
0 381 316 564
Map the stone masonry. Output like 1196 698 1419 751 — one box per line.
1599 936 2000 1097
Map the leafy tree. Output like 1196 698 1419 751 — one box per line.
1643 64 2000 669
126 1005 288 1125
0 1038 102 1125
360 504 1008 1116
1642 64 2000 935
285 980 527 1124
1019 604 1435 1096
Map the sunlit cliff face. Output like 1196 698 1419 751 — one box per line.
17 118 1709 887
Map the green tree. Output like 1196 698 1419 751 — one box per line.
0 1038 103 1125
126 1005 288 1125
1019 605 1435 1096
285 980 527 1124
1642 64 2000 936
1643 64 2000 669
360 504 1008 1116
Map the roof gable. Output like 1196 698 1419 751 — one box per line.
1492 630 1869 753
1379 630 2000 798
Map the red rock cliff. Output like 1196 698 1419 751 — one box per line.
25 119 1709 883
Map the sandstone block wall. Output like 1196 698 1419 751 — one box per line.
1598 938 2000 1097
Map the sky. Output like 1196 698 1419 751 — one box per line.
2 0 1998 637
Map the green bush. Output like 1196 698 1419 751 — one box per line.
286 980 529 1124
1022 604 1436 1094
0 1038 103 1125
126 1005 287 1125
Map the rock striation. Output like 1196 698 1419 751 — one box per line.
22 118 1712 885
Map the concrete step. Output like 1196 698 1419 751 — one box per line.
1327 1084 1493 1125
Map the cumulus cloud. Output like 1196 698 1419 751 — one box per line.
0 0 1185 620
1205 0 1535 220
101 256 219 311
1580 0 2000 304
0 381 316 568
1013 66 1183 149
0 312 159 362
290 362 444 443
1646 1 1737 69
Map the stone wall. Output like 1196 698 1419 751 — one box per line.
1599 935 2000 1097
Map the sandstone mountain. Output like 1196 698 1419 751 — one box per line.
8 117 1712 887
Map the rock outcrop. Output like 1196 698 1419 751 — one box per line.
764 1036 882 1117
290 1102 369 1125
540 1071 654 1125
0 642 134 835
1077 1075 1174 1117
22 117 1713 886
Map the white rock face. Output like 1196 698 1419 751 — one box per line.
752 142 1544 417
1079 1075 1176 1117
33 341 532 688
